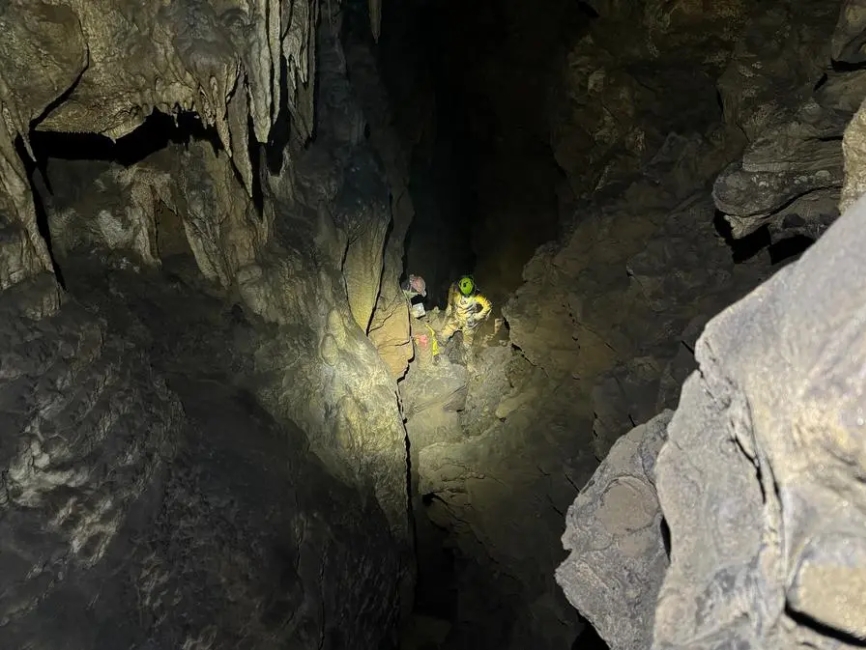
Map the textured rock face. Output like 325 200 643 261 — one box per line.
27 1 410 541
400 2 785 648
0 0 415 647
555 186 866 650
514 0 866 470
555 6 866 648
0 0 317 294
0 270 404 649
505 146 766 461
712 0 854 242
556 410 672 650
550 0 750 198
405 1 866 647
652 190 866 650
343 22 417 379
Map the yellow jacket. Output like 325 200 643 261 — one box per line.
445 283 492 327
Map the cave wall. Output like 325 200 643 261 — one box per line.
556 2 866 649
0 0 317 295
548 0 752 199
511 0 856 461
395 1 866 649
0 0 421 646
712 0 848 243
0 274 405 649
20 0 411 541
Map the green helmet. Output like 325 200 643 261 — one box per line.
457 275 475 296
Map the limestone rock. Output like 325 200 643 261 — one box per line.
549 0 749 197
344 31 417 379
556 410 672 650
713 1 850 242
625 195 733 313
831 0 866 63
6 8 417 636
308 16 393 335
653 189 866 650
714 161 842 238
591 357 663 460
0 0 320 298
503 245 582 378
236 253 410 538
449 129 769 649
816 68 866 113
400 334 595 648
654 314 708 412
466 76 785 646
335 147 391 332
0 268 405 649
401 357 467 422
32 7 412 549
718 2 838 139
556 181 866 650
402 355 468 455
0 1 87 291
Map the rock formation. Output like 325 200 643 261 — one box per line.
6 0 866 647
558 183 866 650
399 3 781 646
712 0 848 243
557 410 672 650
0 0 416 647
556 3 866 650
0 266 404 649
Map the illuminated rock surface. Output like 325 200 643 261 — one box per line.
3 0 866 648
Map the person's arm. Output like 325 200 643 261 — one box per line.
473 294 492 321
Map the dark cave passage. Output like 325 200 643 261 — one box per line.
342 1 605 647
371 0 589 308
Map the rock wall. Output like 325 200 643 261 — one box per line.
0 0 317 294
343 7 418 380
556 3 866 649
549 0 751 199
712 0 848 242
401 1 866 649
403 1 762 640
0 268 404 649
28 0 410 540
0 0 418 646
557 185 866 650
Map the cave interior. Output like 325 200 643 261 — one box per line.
0 0 862 649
